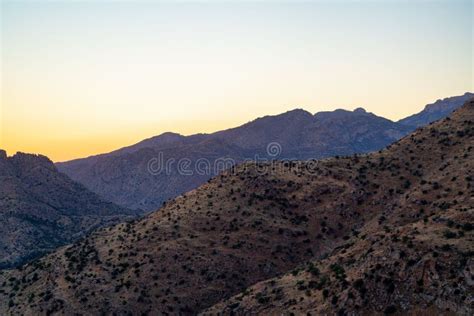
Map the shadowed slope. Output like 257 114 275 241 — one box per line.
0 152 136 269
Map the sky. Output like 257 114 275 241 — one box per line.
1 0 472 162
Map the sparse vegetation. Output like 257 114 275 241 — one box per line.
1 99 473 315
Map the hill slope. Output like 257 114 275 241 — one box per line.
1 99 472 314
0 151 136 269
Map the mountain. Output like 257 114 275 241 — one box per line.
213 107 411 156
399 92 474 127
0 151 137 269
206 99 474 315
57 107 414 212
1 98 472 315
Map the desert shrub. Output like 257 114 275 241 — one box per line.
443 230 457 239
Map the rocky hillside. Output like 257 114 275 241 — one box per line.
206 99 474 315
1 99 472 315
0 151 136 269
57 106 414 212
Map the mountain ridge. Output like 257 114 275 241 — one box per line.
399 92 474 127
57 93 471 212
54 108 408 211
1 98 472 315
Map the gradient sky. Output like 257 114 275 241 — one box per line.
1 0 473 162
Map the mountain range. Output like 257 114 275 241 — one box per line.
0 151 136 269
1 97 472 315
0 93 471 271
57 92 473 212
398 92 474 127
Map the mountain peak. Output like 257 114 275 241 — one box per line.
314 107 372 120
237 108 313 128
354 107 367 113
138 131 184 144
156 131 183 138
277 108 313 119
10 152 56 171
286 108 311 114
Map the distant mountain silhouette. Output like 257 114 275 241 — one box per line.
57 93 471 212
0 151 136 269
57 109 411 211
399 92 474 127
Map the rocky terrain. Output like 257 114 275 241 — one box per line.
0 151 136 269
58 93 472 213
206 99 474 315
1 98 472 315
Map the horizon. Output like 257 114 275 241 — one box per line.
2 92 472 163
1 0 473 161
